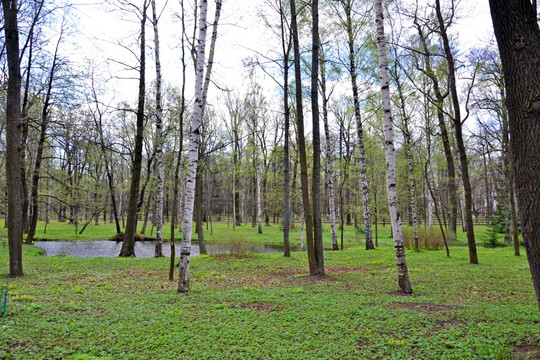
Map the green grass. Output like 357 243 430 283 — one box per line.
0 223 538 359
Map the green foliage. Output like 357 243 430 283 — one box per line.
0 225 538 359
482 217 506 248
402 227 445 250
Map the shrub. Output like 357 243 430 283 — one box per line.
403 227 444 250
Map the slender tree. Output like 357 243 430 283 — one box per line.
434 0 478 264
311 0 325 274
374 0 412 294
151 0 164 257
178 0 208 292
119 0 149 257
289 0 317 275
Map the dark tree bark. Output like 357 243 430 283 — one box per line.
489 0 540 308
120 0 148 257
435 0 478 264
311 0 325 275
2 0 24 276
279 0 292 257
290 0 317 275
415 19 458 242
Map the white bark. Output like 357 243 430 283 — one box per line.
256 158 262 234
325 131 338 250
374 0 412 294
178 0 208 293
404 128 419 252
152 0 164 258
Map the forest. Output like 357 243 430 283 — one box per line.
1 0 539 358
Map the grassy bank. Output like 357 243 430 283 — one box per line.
0 223 538 359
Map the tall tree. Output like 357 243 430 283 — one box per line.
289 0 317 275
413 14 458 242
311 0 325 275
2 0 24 276
374 0 412 294
151 0 164 258
434 0 478 264
489 0 540 308
178 0 208 292
338 0 374 250
119 0 149 257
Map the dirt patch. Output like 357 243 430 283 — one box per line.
235 301 284 312
434 319 463 328
387 302 455 314
514 344 540 359
326 266 364 275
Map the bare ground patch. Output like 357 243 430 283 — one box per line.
235 301 284 312
514 344 540 360
387 302 455 314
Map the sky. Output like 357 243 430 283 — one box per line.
67 0 496 110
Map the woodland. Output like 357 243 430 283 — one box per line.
1 0 540 358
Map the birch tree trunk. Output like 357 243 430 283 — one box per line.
320 53 338 251
256 157 262 234
374 0 412 294
343 0 374 250
152 0 164 258
2 0 24 276
178 0 208 293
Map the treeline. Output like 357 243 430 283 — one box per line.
2 0 538 301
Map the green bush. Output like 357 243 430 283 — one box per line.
403 227 444 250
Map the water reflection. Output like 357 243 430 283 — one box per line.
35 241 299 258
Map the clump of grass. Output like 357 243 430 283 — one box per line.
209 232 258 254
403 227 444 250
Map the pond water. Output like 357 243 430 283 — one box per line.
35 240 300 258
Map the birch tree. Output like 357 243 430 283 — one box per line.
178 0 208 292
151 0 164 258
374 0 412 294
333 0 374 250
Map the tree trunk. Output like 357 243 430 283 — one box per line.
320 50 338 251
2 0 24 276
489 0 540 308
178 0 208 293
119 0 148 258
169 0 187 281
151 0 164 258
26 31 60 244
311 0 325 275
415 20 458 241
374 0 412 294
435 0 478 264
290 0 317 276
344 1 374 250
281 1 292 257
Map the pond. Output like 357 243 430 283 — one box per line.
35 240 300 258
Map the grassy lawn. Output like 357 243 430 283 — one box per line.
0 222 538 359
